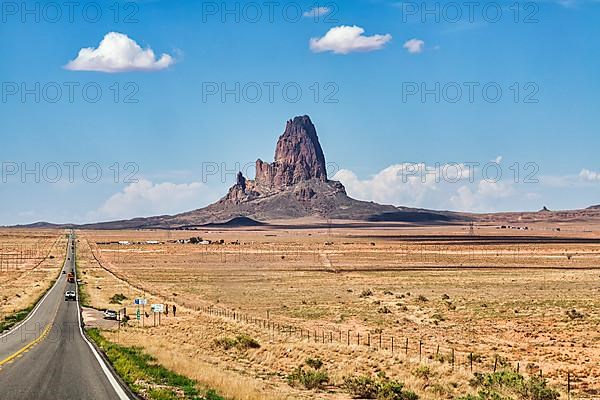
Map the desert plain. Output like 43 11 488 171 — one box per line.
1 221 599 399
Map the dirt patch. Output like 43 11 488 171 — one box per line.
82 307 119 330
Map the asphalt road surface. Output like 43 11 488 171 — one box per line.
0 233 131 400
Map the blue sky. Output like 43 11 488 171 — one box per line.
0 0 599 224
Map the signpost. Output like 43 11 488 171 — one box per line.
151 304 164 313
135 298 147 327
151 304 164 326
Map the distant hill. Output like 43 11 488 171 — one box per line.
202 217 266 228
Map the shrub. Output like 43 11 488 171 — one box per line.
235 334 260 349
520 376 559 400
416 295 428 302
360 289 374 298
343 374 419 400
214 334 260 350
109 293 128 304
431 313 445 322
305 357 323 370
343 375 379 398
288 366 329 390
379 379 419 400
430 384 450 398
462 370 559 400
214 337 238 350
566 309 584 319
413 365 431 380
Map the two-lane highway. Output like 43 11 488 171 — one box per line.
0 233 131 399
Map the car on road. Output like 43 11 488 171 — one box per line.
62 270 66 274
103 310 118 320
65 291 76 301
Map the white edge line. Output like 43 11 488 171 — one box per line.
73 234 131 400
0 238 68 340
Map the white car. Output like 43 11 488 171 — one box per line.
65 291 76 301
104 310 118 320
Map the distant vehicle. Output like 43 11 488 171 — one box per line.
65 291 76 301
62 270 66 274
67 272 75 283
104 310 118 320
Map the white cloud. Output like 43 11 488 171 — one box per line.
403 38 425 54
92 180 211 220
333 163 526 212
65 32 175 73
310 25 392 54
579 169 600 182
303 7 331 18
493 155 503 164
450 180 515 212
333 163 474 207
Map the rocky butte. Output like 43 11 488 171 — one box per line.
186 115 459 224
224 115 340 204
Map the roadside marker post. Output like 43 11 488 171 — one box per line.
135 298 147 328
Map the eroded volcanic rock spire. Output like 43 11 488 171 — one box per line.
255 115 328 189
224 115 342 204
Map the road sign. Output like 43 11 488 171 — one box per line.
151 304 164 313
134 298 147 305
136 309 141 320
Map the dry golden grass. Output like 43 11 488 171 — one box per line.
0 229 67 316
77 223 600 399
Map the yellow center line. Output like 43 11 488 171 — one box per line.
0 240 71 371
0 323 53 368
